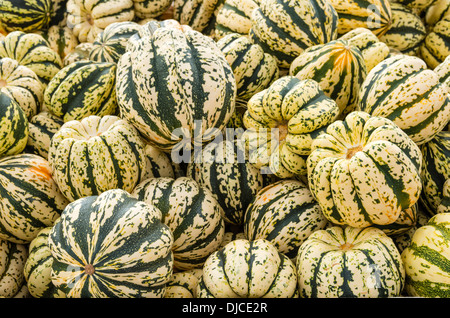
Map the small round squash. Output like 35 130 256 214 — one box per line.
0 238 29 298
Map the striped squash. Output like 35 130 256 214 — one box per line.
378 2 426 56
0 93 29 158
394 205 431 254
196 238 298 298
66 0 135 43
307 111 423 229
0 57 44 119
0 31 63 86
424 0 450 30
296 225 405 298
173 0 223 35
420 15 450 69
357 54 450 145
249 0 339 68
419 130 450 215
164 269 203 298
133 0 173 19
25 111 64 159
395 0 438 13
216 32 279 101
437 179 450 213
434 54 450 88
0 154 69 244
371 203 419 236
186 139 275 226
401 212 450 297
338 27 390 72
23 227 66 298
132 177 225 271
48 189 174 298
289 39 367 118
35 25 79 61
242 76 340 179
48 115 147 202
214 0 260 39
0 238 29 298
62 42 94 66
142 143 175 181
328 0 392 37
116 24 236 151
244 179 328 259
89 21 141 64
43 60 118 122
0 0 53 33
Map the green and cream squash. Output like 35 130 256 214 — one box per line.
48 188 174 298
401 212 450 297
357 54 450 145
307 111 423 229
164 269 203 298
214 0 260 39
424 0 450 30
378 2 426 56
328 0 392 37
0 238 29 298
173 0 223 35
196 238 298 298
249 0 339 68
0 153 69 244
142 143 176 181
89 21 141 64
216 32 279 101
116 23 236 151
62 42 94 66
66 0 135 43
242 76 340 179
420 15 450 69
132 177 225 271
23 227 66 298
437 179 450 213
395 0 438 13
35 25 79 62
25 111 64 159
133 0 173 19
243 179 328 259
393 205 430 253
48 115 147 202
296 225 405 298
371 203 419 236
0 0 54 33
419 130 450 215
434 54 450 88
43 60 118 122
0 57 44 119
0 92 29 158
290 39 367 118
0 31 63 86
186 138 275 226
338 27 390 72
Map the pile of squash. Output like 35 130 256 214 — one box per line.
0 0 449 299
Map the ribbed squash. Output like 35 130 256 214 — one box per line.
173 0 223 35
186 139 274 226
48 189 174 298
216 32 279 101
132 177 225 271
290 39 367 118
434 54 450 88
307 111 423 229
437 179 450 213
214 0 260 39
142 143 175 180
0 93 29 158
89 21 141 64
35 25 79 61
244 179 328 259
25 111 64 159
0 238 29 298
328 0 392 37
371 203 419 236
0 0 54 32
420 15 450 69
249 0 339 68
197 238 298 298
116 23 236 151
338 27 390 72
0 154 69 244
0 57 44 119
66 0 135 43
242 76 340 178
378 3 426 56
164 269 203 298
419 130 450 215
424 0 450 30
62 42 94 66
0 31 63 85
43 60 118 122
133 0 172 19
296 225 405 298
357 54 450 145
395 0 438 13
401 213 450 297
48 115 147 202
393 205 430 254
23 227 66 298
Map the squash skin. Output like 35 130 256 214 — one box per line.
0 238 29 298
